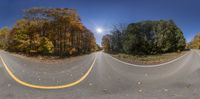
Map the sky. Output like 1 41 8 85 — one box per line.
0 0 200 45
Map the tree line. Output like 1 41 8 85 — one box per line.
102 20 186 55
0 8 98 57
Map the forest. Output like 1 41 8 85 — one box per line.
0 8 98 57
102 20 186 55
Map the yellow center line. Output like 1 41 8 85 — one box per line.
0 54 97 89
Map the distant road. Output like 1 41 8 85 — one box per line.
0 50 200 99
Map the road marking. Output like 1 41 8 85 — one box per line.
104 51 190 68
0 54 97 89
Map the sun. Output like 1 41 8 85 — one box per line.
96 28 103 34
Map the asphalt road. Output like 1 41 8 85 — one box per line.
0 50 200 99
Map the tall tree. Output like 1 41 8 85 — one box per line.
0 27 10 49
189 33 200 49
110 24 127 52
103 20 186 55
102 34 111 52
6 8 97 57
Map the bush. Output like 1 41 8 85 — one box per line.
38 37 54 54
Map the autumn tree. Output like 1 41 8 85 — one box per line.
189 33 200 49
7 20 31 53
6 8 97 57
0 27 10 49
102 34 111 52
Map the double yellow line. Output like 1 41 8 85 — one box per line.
0 55 96 89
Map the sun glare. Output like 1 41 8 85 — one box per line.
96 28 103 34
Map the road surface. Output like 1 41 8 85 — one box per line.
0 50 200 99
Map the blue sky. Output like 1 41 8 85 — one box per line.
0 0 200 45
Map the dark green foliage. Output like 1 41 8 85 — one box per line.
103 20 186 55
110 24 126 52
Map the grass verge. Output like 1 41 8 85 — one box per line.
111 51 189 65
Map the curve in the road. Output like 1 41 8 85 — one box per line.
0 54 97 90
